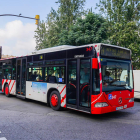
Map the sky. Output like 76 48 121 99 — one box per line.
0 0 99 56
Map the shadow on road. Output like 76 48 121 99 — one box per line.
65 108 133 121
134 98 140 102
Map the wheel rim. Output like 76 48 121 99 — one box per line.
51 94 58 107
5 87 9 95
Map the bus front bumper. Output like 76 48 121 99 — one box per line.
91 101 134 114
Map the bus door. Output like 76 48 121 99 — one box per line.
66 58 91 112
16 58 26 97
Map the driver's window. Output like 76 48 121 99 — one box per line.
79 59 90 108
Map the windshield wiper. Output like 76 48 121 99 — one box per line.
111 84 126 87
114 85 126 87
125 86 132 92
111 85 132 91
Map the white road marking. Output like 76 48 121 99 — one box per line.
0 138 7 140
0 131 1 133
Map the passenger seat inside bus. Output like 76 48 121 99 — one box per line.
47 76 56 83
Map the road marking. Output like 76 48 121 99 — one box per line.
0 131 1 133
0 138 7 140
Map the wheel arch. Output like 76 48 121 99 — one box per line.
4 82 8 92
47 88 59 106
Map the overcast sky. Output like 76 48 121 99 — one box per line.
0 0 99 56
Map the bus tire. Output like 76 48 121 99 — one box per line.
4 84 10 97
50 90 61 111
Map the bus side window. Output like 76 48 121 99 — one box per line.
27 67 43 82
93 69 100 95
45 66 65 83
3 69 12 80
45 67 48 81
12 59 16 80
60 67 65 83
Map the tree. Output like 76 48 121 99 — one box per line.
56 0 86 30
34 0 86 49
96 0 140 68
58 13 108 46
34 21 48 50
96 0 140 23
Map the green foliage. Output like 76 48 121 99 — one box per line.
96 0 140 23
34 0 140 69
34 21 48 50
34 0 86 49
96 0 140 69
58 13 108 46
56 0 86 29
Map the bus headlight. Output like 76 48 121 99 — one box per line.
94 102 108 107
129 98 134 102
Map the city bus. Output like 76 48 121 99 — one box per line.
0 43 134 114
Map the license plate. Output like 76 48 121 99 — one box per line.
116 106 123 110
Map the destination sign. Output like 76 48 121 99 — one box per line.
100 45 130 59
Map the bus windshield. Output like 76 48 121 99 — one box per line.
101 58 133 92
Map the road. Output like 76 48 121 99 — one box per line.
0 92 140 140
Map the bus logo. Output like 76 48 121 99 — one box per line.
118 97 122 104
108 94 116 100
108 94 112 100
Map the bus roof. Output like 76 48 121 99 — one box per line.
0 43 131 60
31 43 130 55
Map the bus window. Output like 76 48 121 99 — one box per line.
45 67 65 83
79 59 90 107
67 60 77 105
101 61 133 92
60 67 65 83
93 69 100 95
12 59 16 80
45 67 48 81
27 67 43 82
3 69 12 79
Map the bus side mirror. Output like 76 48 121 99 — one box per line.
92 58 98 69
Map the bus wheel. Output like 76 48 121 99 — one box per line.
50 90 61 111
4 84 10 97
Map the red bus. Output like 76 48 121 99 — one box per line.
0 44 134 114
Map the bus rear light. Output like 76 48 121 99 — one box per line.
129 98 134 102
94 102 108 107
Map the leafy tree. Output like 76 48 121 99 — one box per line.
96 0 140 69
34 0 86 49
56 0 86 30
96 0 140 23
34 21 48 50
58 13 108 46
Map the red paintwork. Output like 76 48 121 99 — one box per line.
10 80 15 93
2 79 8 92
92 58 98 69
5 87 9 95
2 79 4 92
91 89 134 114
51 94 58 107
61 94 66 104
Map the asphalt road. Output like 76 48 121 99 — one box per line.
0 92 140 140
